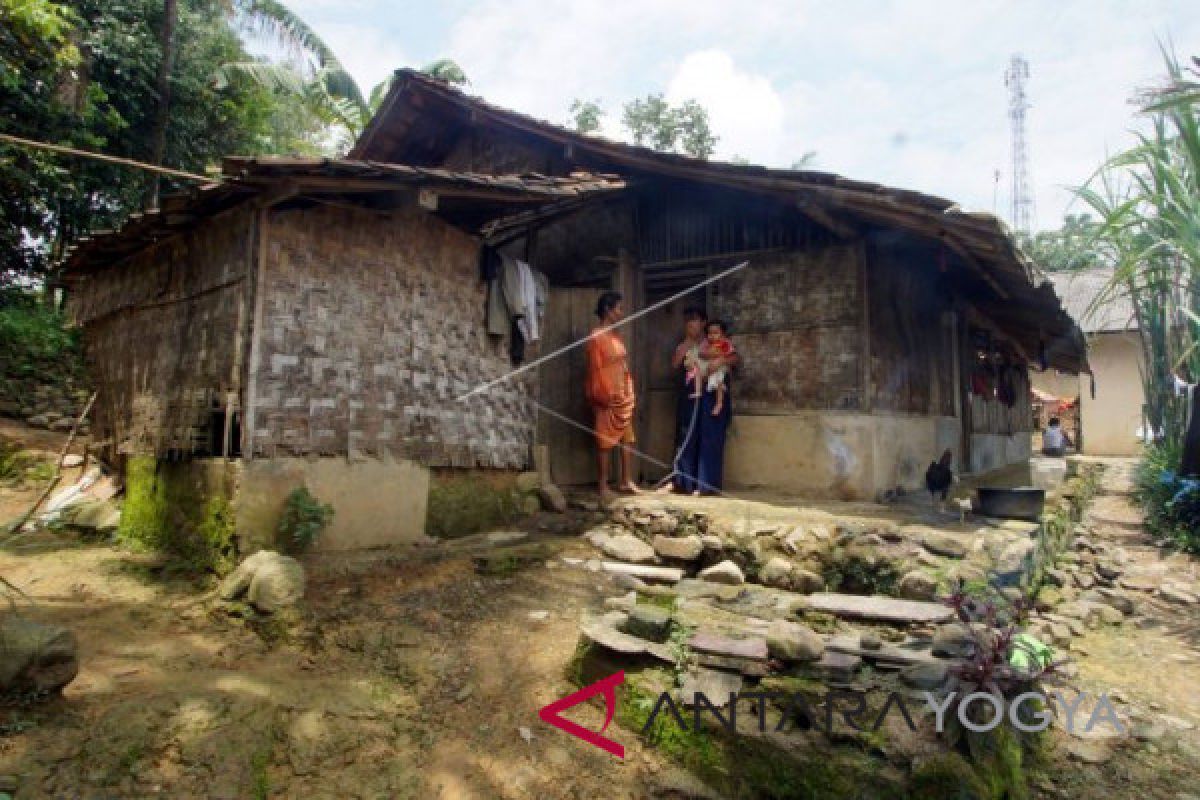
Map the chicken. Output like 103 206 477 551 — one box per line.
924 449 954 511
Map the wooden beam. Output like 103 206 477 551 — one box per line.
795 197 857 239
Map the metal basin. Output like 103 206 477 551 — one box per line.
976 487 1046 521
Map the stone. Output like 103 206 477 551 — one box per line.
49 418 73 432
64 499 121 534
802 593 954 624
859 631 882 650
700 534 724 552
922 533 967 559
1118 575 1160 592
1057 601 1105 628
765 619 825 662
600 562 685 583
599 533 657 564
62 454 84 468
581 615 674 663
679 668 744 707
993 539 1036 587
759 556 794 589
25 414 48 428
605 592 637 611
1073 572 1096 590
1034 587 1064 611
791 568 825 595
1095 589 1136 616
623 606 672 643
652 534 704 561
537 484 567 513
0 617 78 693
515 471 541 493
813 651 862 682
689 631 769 661
1160 587 1198 606
247 554 306 613
901 661 949 690
897 571 938 601
932 624 978 658
1043 568 1069 588
698 560 745 586
1066 739 1112 765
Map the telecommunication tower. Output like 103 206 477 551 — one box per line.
1004 55 1035 234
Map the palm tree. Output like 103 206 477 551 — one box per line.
216 0 470 149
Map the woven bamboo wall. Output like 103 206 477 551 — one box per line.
710 245 865 412
68 207 252 457
248 204 534 468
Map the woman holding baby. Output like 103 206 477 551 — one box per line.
670 306 739 495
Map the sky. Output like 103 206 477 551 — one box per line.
280 0 1199 232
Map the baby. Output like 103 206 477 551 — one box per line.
685 320 735 415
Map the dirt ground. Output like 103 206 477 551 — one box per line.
2 423 1200 798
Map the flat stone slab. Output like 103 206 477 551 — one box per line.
688 631 769 661
800 593 954 625
693 653 770 677
581 614 675 663
599 562 685 583
825 634 942 667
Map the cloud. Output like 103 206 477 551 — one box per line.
665 51 787 164
273 0 1200 228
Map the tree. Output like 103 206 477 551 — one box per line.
0 0 325 286
1016 214 1102 273
620 93 717 159
569 98 604 134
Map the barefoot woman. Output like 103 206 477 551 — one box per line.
586 291 639 502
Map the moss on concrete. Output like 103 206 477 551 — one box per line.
116 457 238 574
425 469 524 539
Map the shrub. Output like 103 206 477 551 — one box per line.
278 487 333 554
1136 440 1200 551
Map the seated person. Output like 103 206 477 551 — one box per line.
1042 417 1072 457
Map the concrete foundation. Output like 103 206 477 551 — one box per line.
236 457 431 552
724 412 972 500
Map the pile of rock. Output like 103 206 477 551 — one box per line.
514 471 567 515
1 384 91 434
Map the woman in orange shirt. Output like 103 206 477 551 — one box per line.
586 291 639 502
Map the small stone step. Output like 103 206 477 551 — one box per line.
688 631 769 661
599 561 685 583
800 593 954 625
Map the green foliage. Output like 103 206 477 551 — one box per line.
0 439 53 487
0 290 84 386
420 58 468 87
621 93 718 159
569 98 604 134
1075 46 1200 443
1015 214 1102 273
277 486 332 553
909 753 992 799
117 457 238 574
0 0 331 285
1136 440 1200 550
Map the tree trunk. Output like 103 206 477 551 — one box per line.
144 0 178 210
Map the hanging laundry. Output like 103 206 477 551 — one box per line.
485 252 548 363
